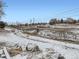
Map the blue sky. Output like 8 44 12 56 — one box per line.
3 0 79 23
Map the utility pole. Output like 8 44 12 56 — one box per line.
29 19 32 27
33 17 35 24
0 0 4 20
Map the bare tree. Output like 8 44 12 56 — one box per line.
0 0 4 20
66 18 76 24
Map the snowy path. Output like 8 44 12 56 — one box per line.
0 32 79 59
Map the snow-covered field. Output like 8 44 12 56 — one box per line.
0 29 79 59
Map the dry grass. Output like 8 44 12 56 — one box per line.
8 48 22 56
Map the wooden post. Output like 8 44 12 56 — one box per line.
3 47 11 59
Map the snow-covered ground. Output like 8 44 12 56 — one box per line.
49 24 79 29
0 29 79 59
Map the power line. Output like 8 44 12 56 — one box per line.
53 7 79 18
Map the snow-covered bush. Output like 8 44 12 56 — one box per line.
31 48 65 59
43 48 58 59
31 53 45 59
57 54 65 59
26 43 40 52
44 48 55 53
